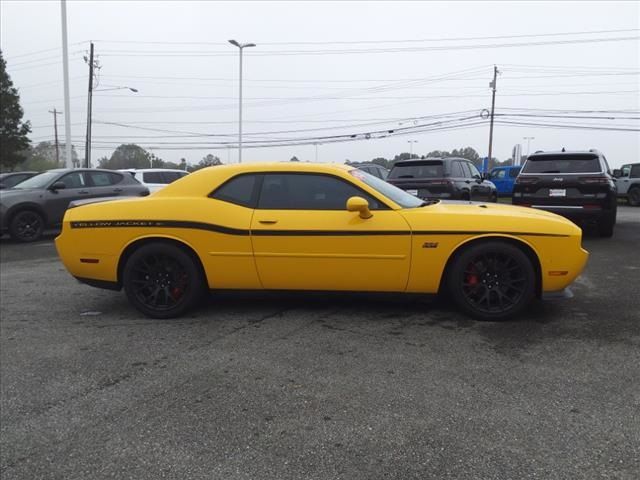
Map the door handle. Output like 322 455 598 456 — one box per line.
259 220 278 224
78 190 89 194
113 188 123 192
465 180 471 184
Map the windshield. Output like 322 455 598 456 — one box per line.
350 169 424 208
10 171 60 189
388 160 445 179
522 154 601 174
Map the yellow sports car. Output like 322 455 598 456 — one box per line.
55 163 589 320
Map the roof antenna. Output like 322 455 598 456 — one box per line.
561 147 566 152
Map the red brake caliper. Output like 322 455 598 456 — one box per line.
466 263 479 286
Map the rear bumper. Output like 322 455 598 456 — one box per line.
513 204 610 221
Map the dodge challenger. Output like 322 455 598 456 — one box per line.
55 163 589 320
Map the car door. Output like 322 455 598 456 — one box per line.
617 164 631 196
87 171 125 197
250 172 412 292
45 171 91 225
466 162 492 201
450 161 468 198
489 168 507 195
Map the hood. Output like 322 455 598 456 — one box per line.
400 200 580 236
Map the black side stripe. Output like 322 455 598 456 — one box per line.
70 220 569 238
70 220 249 236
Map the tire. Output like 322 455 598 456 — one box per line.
9 210 44 242
597 214 615 238
447 241 536 321
460 192 471 201
489 193 498 203
628 186 640 207
123 243 204 319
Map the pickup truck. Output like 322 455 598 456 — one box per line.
614 163 640 206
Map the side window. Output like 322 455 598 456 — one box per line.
630 165 640 178
258 173 384 210
89 171 120 186
143 171 165 183
162 172 187 183
509 168 521 178
620 165 631 177
459 162 472 178
378 167 389 180
58 172 86 188
210 174 258 208
491 169 506 180
450 162 464 178
467 163 481 179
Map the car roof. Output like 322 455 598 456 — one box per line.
393 157 468 164
0 171 38 177
528 150 601 157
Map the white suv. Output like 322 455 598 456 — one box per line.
614 163 640 206
120 169 189 193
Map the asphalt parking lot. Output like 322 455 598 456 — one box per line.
1 207 639 480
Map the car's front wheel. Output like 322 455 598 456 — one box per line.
9 210 44 242
123 242 204 318
447 241 536 321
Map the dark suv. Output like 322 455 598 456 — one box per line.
387 157 497 202
512 150 617 237
350 162 389 180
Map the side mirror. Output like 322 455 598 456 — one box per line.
346 196 373 219
49 181 66 191
613 169 621 178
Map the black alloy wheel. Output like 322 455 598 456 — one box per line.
447 241 535 320
628 187 640 207
9 210 44 242
123 243 203 318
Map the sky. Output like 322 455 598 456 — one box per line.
1 0 639 168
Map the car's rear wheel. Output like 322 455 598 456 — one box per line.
597 213 616 238
489 193 498 203
9 210 44 242
628 186 640 206
123 243 204 319
447 241 536 321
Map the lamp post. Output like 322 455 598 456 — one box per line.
407 140 418 156
228 39 256 163
85 85 137 168
523 136 535 157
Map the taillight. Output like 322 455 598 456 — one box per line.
515 176 539 184
578 176 609 184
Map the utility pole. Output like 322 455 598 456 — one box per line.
487 65 499 168
84 42 98 168
60 0 72 168
407 140 418 156
48 108 63 166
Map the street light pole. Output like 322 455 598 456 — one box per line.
228 40 256 163
407 140 418 156
523 136 535 157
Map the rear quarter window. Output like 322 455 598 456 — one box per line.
389 161 444 179
210 174 258 207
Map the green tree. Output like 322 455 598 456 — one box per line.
392 152 419 163
290 156 300 162
187 153 222 172
0 50 31 171
370 157 390 169
20 141 79 171
98 144 151 169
